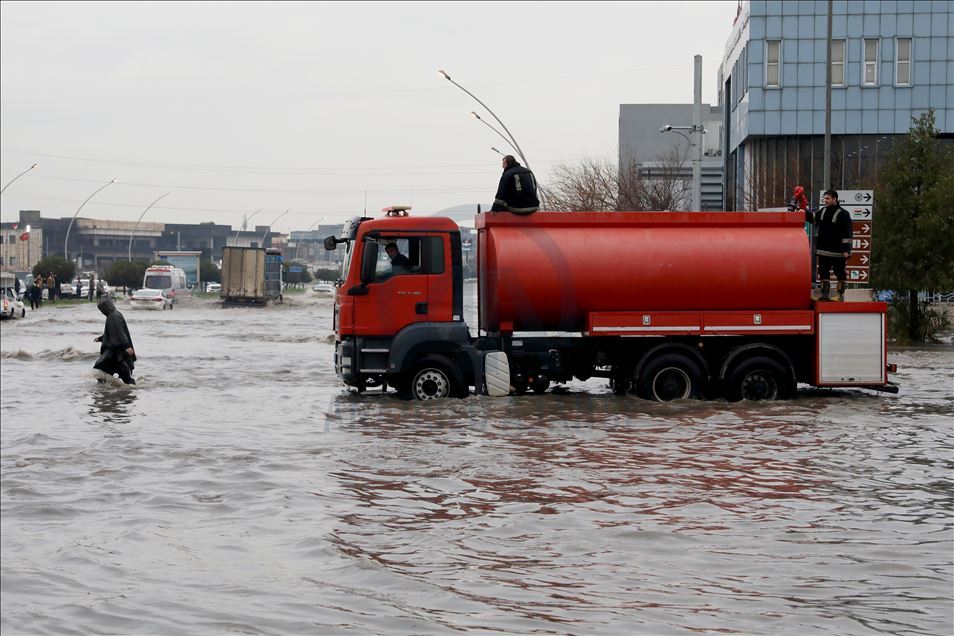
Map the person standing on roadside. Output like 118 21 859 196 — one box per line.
88 273 95 301
46 272 56 303
32 274 43 308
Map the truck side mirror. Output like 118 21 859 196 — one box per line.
324 236 339 250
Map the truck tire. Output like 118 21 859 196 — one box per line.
724 355 794 402
637 353 705 401
401 355 465 400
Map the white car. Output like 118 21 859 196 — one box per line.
312 282 335 293
129 288 173 310
206 282 221 293
1 288 26 319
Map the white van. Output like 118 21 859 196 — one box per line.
142 265 190 303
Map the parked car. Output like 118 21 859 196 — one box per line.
312 282 335 293
1 288 26 319
205 282 221 293
129 288 173 311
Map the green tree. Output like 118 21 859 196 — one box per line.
313 268 339 282
32 256 75 286
104 260 148 291
871 110 954 341
200 260 221 284
283 261 313 287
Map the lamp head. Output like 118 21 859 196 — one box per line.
660 125 673 133
469 111 481 120
438 70 450 80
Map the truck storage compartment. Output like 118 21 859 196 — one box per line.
816 302 887 385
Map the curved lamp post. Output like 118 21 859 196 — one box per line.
64 178 117 259
0 162 38 196
294 215 326 261
1 163 38 224
470 112 521 159
233 207 264 242
127 192 170 261
261 209 290 245
438 69 530 169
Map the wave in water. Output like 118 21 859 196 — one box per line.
1 346 97 361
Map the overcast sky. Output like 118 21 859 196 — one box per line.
1 0 738 230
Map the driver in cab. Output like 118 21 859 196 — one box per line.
385 242 410 273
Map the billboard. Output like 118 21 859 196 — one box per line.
156 251 202 288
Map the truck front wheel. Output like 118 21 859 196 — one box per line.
637 353 705 401
401 355 465 400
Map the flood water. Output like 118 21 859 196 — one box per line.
1 286 952 635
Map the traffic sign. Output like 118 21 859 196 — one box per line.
837 190 874 205
852 221 871 236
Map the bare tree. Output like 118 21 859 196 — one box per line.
539 148 690 212
539 156 620 212
630 146 692 211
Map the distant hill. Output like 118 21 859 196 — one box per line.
430 204 493 226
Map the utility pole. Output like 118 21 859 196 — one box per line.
692 54 703 212
824 0 833 189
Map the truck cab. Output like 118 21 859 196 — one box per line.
329 209 470 397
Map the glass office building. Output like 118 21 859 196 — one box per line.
718 0 952 210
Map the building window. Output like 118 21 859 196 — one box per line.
896 38 912 85
863 39 879 85
765 40 780 87
831 40 846 86
8 257 14 266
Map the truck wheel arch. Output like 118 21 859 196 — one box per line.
387 322 474 388
719 343 795 382
634 342 710 383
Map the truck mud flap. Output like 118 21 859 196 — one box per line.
484 351 511 397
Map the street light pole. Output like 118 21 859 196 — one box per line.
0 162 38 196
470 112 521 158
1 163 38 225
660 125 704 211
692 54 703 212
64 178 117 260
261 209 290 246
128 192 169 261
438 69 531 169
233 208 263 243
294 216 326 261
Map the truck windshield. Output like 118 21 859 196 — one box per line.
144 275 172 289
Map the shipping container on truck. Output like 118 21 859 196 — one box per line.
324 208 898 401
221 246 267 304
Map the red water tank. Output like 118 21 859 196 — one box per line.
477 211 812 332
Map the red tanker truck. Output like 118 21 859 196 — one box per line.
325 208 898 401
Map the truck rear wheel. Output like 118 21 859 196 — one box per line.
637 353 705 401
401 355 465 400
724 356 794 401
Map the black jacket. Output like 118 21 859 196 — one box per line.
94 298 135 374
491 162 540 214
807 204 853 258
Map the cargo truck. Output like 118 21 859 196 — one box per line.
325 209 898 401
221 246 283 304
